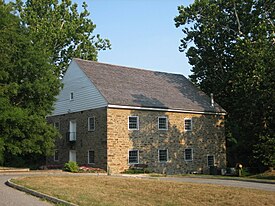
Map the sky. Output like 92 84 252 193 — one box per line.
74 0 194 77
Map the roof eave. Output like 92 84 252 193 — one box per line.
107 104 226 115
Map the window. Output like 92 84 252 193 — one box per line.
88 150 95 164
158 149 168 162
53 122 60 130
88 117 95 131
54 149 59 161
70 92 74 100
184 118 192 131
69 120 76 141
128 150 139 164
128 116 139 130
158 117 168 130
207 155 215 167
184 148 193 161
69 150 76 162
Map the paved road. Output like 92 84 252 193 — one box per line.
119 174 275 192
0 174 52 206
156 176 275 192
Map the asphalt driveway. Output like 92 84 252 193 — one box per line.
156 176 275 192
0 174 52 206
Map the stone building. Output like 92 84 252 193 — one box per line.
47 58 226 174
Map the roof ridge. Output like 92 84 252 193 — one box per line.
73 58 186 78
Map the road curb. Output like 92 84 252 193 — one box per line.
0 168 30 173
5 178 78 206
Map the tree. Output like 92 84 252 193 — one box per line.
13 0 111 75
175 0 275 169
254 135 275 170
0 1 61 165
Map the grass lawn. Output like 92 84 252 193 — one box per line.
249 170 275 180
12 175 275 206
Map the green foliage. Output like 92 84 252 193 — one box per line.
175 0 275 168
63 161 79 173
1 0 110 166
122 168 150 174
254 135 275 167
13 0 111 75
0 2 61 165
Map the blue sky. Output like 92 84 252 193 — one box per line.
75 0 194 77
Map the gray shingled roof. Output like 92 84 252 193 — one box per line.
74 58 225 113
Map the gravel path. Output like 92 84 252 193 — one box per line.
0 174 52 206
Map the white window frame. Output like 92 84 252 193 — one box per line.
54 149 59 162
207 155 215 167
184 148 193 161
184 118 192 131
158 149 168 163
88 117 95 131
128 116 139 130
69 150 76 162
70 91 74 100
128 150 139 164
69 120 77 141
158 116 168 130
88 150 95 164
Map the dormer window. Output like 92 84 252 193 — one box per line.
70 92 74 100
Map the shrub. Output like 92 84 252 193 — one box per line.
63 161 79 173
122 168 150 174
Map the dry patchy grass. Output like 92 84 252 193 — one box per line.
13 176 275 206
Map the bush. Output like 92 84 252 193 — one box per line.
63 161 79 173
122 168 150 174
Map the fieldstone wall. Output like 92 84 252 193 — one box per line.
107 108 226 174
47 107 107 170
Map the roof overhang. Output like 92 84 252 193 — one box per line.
108 104 226 115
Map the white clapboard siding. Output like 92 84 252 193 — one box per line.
50 60 107 116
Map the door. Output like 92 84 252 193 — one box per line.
69 150 76 162
69 120 76 141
